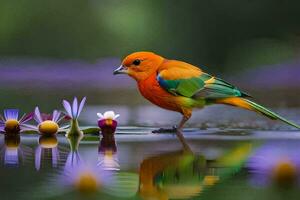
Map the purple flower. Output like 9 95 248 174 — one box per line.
63 97 86 119
63 97 86 137
0 109 33 133
49 147 116 195
34 107 69 135
246 142 300 188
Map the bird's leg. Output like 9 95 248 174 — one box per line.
175 115 192 152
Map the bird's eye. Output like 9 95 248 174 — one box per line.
132 59 141 66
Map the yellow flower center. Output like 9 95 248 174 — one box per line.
105 150 114 156
272 160 297 187
39 135 58 148
76 172 99 194
38 120 59 135
105 119 113 126
5 119 20 132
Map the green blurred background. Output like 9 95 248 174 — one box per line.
0 0 300 112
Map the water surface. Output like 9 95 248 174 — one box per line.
1 126 300 200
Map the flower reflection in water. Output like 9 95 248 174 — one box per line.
97 113 139 198
35 134 117 198
35 135 66 171
62 158 114 195
0 133 32 167
247 142 300 188
62 134 116 196
4 134 21 167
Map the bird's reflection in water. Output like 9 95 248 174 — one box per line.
139 150 206 200
0 133 32 167
139 142 252 200
35 135 65 171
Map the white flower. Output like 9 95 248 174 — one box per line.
97 111 120 120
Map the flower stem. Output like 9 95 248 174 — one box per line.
66 119 83 137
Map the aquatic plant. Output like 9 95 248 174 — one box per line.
34 107 68 135
0 109 33 133
63 97 86 137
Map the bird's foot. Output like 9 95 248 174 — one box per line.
152 126 177 134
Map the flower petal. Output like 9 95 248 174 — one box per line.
113 114 120 120
18 113 26 122
65 151 82 170
52 148 59 168
52 110 61 122
0 124 4 132
59 124 70 131
35 146 42 171
5 148 19 166
0 114 5 122
97 113 104 119
72 97 78 118
4 109 19 120
77 97 86 117
20 124 38 132
104 111 115 119
63 100 72 118
19 112 34 124
34 107 43 124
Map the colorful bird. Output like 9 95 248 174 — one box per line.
113 52 300 149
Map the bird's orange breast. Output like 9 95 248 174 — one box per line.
137 73 187 113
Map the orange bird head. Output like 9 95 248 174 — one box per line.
113 51 164 81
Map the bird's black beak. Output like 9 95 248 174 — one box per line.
113 65 128 75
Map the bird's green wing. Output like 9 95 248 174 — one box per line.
157 73 206 97
157 71 249 99
197 76 250 99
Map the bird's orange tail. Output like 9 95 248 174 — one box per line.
214 97 300 129
215 97 255 112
